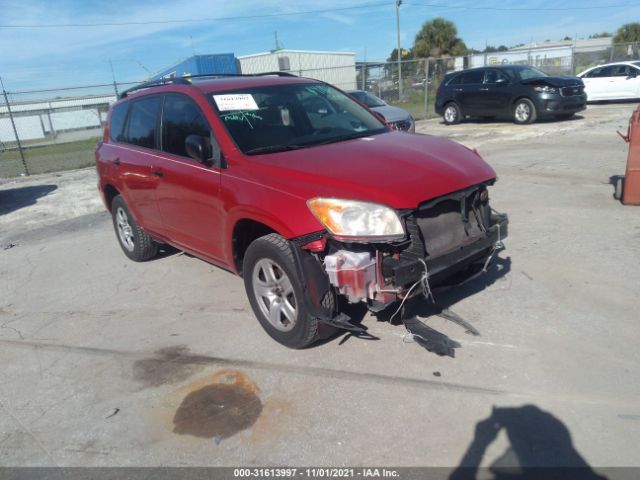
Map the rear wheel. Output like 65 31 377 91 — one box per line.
111 195 158 261
443 102 461 125
243 233 334 349
513 98 537 124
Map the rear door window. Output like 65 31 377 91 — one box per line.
585 66 614 78
463 70 484 85
125 96 161 149
161 94 212 158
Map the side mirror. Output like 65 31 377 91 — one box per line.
185 135 211 163
495 78 509 86
627 71 638 79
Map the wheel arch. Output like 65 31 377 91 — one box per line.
102 184 120 212
511 95 535 107
231 218 279 275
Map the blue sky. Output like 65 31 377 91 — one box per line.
1 0 638 92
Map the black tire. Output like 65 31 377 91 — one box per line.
111 195 158 262
243 233 334 349
614 177 624 201
442 102 461 125
555 113 575 120
512 98 537 124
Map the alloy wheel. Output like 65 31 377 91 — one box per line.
251 258 297 332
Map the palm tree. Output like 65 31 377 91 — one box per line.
413 18 467 58
613 23 640 43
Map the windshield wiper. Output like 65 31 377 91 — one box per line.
244 144 304 155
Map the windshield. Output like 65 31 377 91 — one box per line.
517 66 549 80
211 83 388 155
350 91 386 108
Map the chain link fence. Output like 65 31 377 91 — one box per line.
0 82 138 178
1 42 638 178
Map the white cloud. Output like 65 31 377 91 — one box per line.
321 12 354 26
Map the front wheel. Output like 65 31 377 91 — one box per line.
111 195 158 261
513 98 537 124
243 233 333 349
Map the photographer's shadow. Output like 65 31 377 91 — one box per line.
450 405 606 480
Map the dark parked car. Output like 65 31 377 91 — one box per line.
96 73 507 349
347 90 415 132
435 65 586 125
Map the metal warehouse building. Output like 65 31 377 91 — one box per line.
150 54 239 80
238 50 357 90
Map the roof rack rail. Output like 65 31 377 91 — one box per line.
119 77 191 99
118 71 298 99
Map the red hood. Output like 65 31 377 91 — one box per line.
243 131 496 209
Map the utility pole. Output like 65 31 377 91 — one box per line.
362 47 367 90
274 31 282 51
0 76 29 176
395 0 403 100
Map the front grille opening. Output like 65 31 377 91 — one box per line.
415 191 489 257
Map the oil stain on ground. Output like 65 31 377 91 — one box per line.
173 370 263 439
133 345 207 387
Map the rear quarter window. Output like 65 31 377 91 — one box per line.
463 70 485 84
446 74 464 86
109 102 129 142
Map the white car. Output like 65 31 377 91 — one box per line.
578 61 640 101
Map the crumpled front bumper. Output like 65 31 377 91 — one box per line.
383 211 508 288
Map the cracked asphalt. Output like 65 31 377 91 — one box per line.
1 103 639 470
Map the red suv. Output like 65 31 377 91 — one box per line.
96 73 508 348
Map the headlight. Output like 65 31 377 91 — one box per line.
532 85 557 94
307 198 405 242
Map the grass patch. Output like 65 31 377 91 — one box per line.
387 90 437 120
1 137 101 178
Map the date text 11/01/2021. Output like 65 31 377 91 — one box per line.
233 468 400 478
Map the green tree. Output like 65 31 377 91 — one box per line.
412 17 467 58
614 23 640 43
385 48 417 80
589 32 611 39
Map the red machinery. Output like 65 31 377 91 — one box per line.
616 105 640 205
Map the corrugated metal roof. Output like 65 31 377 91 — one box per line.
0 95 115 114
510 37 612 52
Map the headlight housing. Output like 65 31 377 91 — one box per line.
307 198 405 242
532 85 558 94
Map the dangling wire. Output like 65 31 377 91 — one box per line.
389 258 435 324
482 222 505 273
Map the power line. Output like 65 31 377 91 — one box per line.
408 1 639 12
0 1 636 28
0 1 391 28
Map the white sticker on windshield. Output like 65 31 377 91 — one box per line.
213 94 259 111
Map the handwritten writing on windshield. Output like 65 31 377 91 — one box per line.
221 111 264 129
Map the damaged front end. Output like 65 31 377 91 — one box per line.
291 181 508 329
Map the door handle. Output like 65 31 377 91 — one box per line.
454 88 463 92
111 157 121 166
152 170 164 178
480 87 489 91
